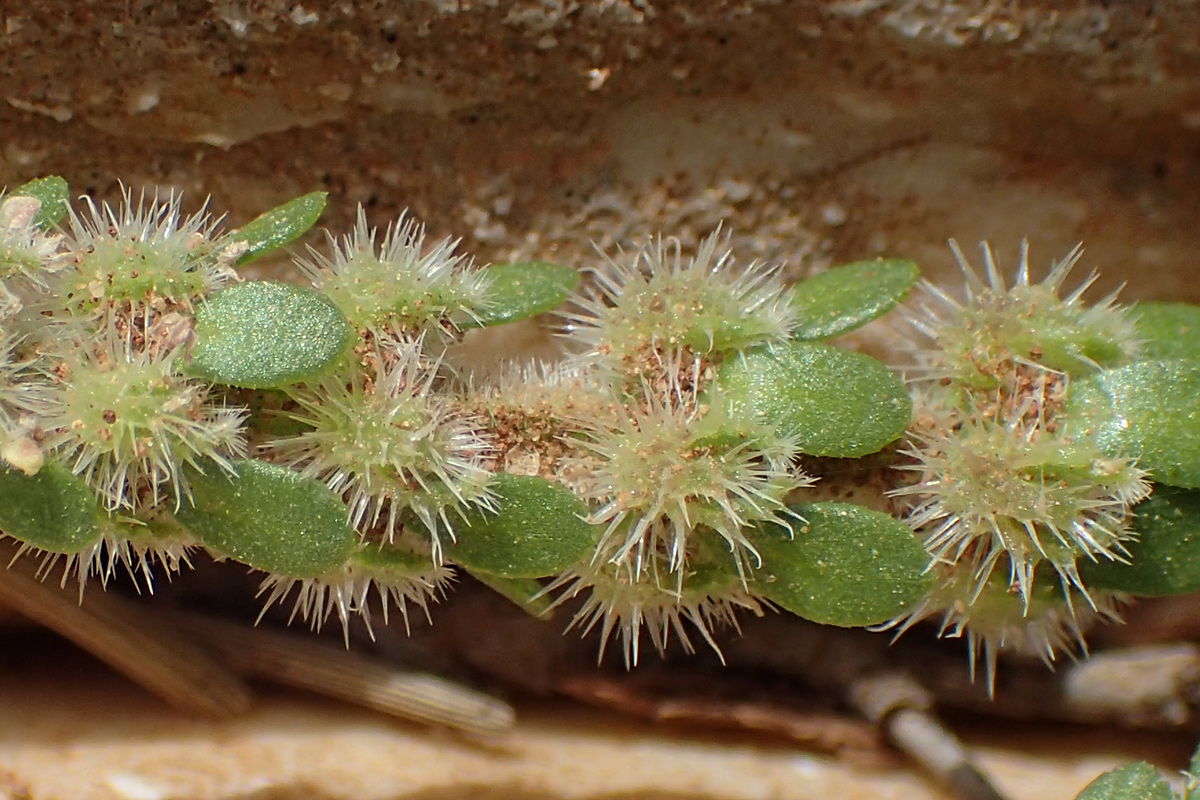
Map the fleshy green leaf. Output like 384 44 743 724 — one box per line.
447 474 597 578
0 461 104 554
189 280 353 389
1073 762 1173 800
470 572 555 618
177 459 356 577
716 341 911 457
789 259 919 340
232 191 327 266
1065 359 1200 488
1134 302 1200 361
1081 487 1200 596
750 502 932 627
12 175 69 229
469 261 579 327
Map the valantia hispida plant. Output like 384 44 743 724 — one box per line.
2 176 1199 680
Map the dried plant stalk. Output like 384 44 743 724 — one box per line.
174 611 515 735
0 555 252 717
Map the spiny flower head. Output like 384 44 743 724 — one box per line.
547 549 761 668
883 558 1124 693
568 385 808 579
13 503 195 594
0 330 56 438
894 240 1150 612
258 541 454 641
895 382 1150 606
45 335 247 512
907 241 1139 387
0 194 67 316
297 206 490 341
264 338 494 562
56 187 238 320
561 229 796 384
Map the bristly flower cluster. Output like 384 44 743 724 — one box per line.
258 543 454 642
45 333 247 513
56 186 239 324
296 206 491 342
546 549 763 668
534 229 812 663
569 385 805 582
886 560 1125 686
890 240 1149 684
0 194 67 316
561 228 796 396
264 336 495 564
0 187 249 590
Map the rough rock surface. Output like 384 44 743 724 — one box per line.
2 2 1199 294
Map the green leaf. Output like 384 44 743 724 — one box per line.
1065 359 1200 488
1081 487 1200 596
232 191 327 266
1186 741 1200 800
447 474 597 578
716 341 911 457
177 459 356 577
1134 302 1200 362
789 259 919 340
12 175 69 229
469 261 579 327
0 461 104 554
750 502 932 627
189 280 353 389
1073 762 1173 800
469 572 555 618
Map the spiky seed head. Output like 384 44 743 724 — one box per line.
0 330 56 435
265 338 494 562
881 558 1124 694
56 186 235 320
257 541 454 641
561 228 796 384
894 385 1150 606
45 336 247 512
547 550 761 668
0 194 67 316
894 240 1149 615
568 385 808 579
13 510 194 595
296 206 490 341
905 241 1139 386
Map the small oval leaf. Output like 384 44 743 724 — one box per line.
233 191 327 265
717 342 911 457
1080 487 1200 596
189 280 353 389
1072 762 1173 800
448 474 597 578
13 175 69 229
1065 359 1200 488
751 502 932 627
0 461 104 554
177 459 356 577
789 259 919 340
1133 302 1200 361
470 262 579 327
